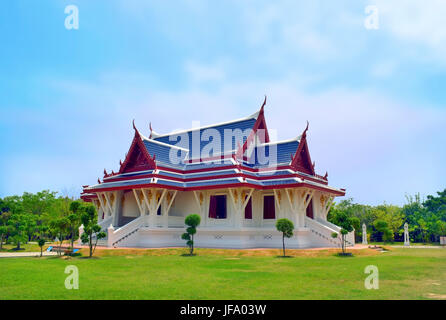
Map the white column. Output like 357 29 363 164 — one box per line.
285 188 314 228
362 223 368 244
193 191 208 226
229 188 253 228
163 191 177 228
107 225 115 247
404 223 410 246
78 225 84 245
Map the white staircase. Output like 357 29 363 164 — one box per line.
305 217 355 248
109 216 146 247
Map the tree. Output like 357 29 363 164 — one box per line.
416 218 428 243
50 217 70 256
67 201 82 249
38 238 45 257
329 211 355 254
0 225 7 250
8 213 35 250
0 205 11 250
374 204 404 236
276 218 294 257
181 214 201 255
374 219 393 243
80 204 106 258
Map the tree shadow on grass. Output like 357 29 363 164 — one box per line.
333 252 354 257
181 253 197 257
275 255 293 258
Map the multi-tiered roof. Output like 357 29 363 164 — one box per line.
81 98 345 201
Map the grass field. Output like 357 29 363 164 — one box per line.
1 247 445 300
0 242 51 252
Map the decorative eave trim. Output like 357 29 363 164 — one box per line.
83 181 345 196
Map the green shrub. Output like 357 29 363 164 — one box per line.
182 214 201 255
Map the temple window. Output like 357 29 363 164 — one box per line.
209 195 227 219
245 198 252 219
263 195 275 219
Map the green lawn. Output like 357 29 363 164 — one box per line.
0 242 53 252
1 248 445 300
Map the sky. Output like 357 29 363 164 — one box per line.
0 0 445 205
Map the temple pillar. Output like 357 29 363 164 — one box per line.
162 190 177 228
193 191 209 226
229 188 253 228
113 190 123 227
285 188 314 228
141 188 166 227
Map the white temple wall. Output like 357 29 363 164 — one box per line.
99 188 348 249
122 191 139 218
312 191 323 221
169 191 197 217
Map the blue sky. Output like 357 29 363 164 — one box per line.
0 0 445 205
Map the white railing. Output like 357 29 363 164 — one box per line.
110 216 145 247
316 218 341 232
167 216 185 228
309 217 355 247
305 217 343 247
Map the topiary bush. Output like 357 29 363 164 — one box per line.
182 214 201 255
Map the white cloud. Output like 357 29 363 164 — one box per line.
370 60 397 78
375 0 446 59
184 61 226 84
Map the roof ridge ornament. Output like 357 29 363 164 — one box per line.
149 122 157 138
260 95 267 112
303 120 309 138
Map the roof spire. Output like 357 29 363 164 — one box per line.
302 120 309 138
133 119 143 138
260 95 267 112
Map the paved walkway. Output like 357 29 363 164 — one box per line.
0 252 59 258
391 245 444 249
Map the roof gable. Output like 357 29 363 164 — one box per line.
290 123 315 175
118 122 157 174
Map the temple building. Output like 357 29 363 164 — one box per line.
80 98 353 248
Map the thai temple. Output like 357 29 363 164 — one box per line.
80 97 354 248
